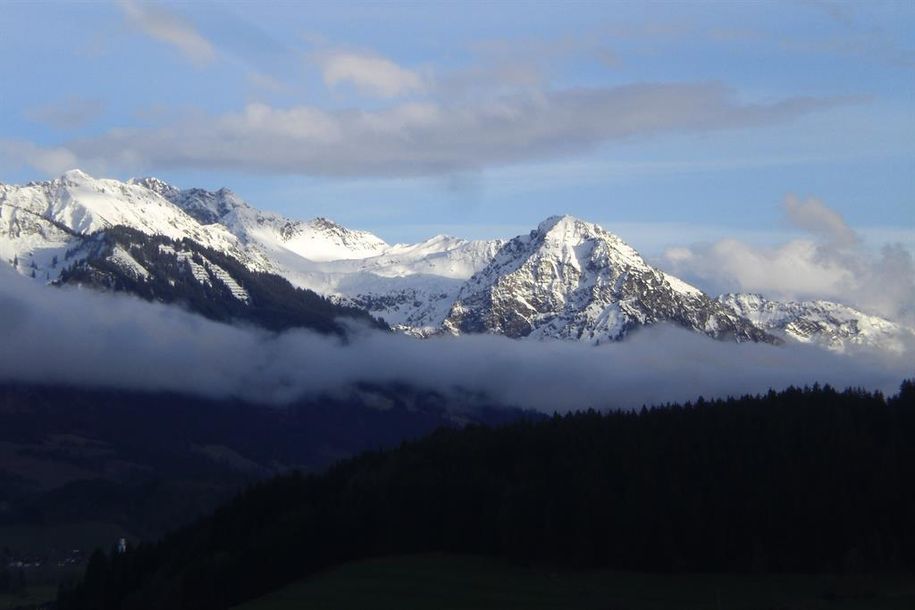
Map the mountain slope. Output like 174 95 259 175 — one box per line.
56 383 915 610
444 216 778 344
57 226 385 334
1 170 265 282
718 293 908 352
134 176 504 331
132 176 389 263
2 171 905 352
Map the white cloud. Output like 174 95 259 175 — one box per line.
118 0 216 66
319 51 425 98
0 265 908 411
662 197 915 325
43 83 852 178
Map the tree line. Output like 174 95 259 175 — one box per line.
57 226 388 334
59 381 915 609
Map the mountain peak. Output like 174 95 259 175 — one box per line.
534 214 624 246
309 217 344 231
537 214 587 233
443 215 777 344
129 176 180 197
58 169 93 183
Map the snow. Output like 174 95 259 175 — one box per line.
717 293 908 352
662 272 704 298
1 170 906 353
110 246 149 280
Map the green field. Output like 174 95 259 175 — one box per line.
234 554 915 610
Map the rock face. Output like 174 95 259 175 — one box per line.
443 216 778 344
1 170 907 351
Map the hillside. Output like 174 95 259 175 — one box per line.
58 381 915 610
56 226 386 334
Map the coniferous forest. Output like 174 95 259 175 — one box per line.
58 381 915 610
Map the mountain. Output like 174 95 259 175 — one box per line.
328 235 506 334
718 293 908 352
444 216 778 344
0 171 382 333
1 169 261 280
132 176 389 263
0 382 535 554
57 226 384 333
1 170 906 351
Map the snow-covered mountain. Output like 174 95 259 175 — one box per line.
443 216 778 344
55 225 383 333
717 293 908 352
1 170 907 352
0 169 261 281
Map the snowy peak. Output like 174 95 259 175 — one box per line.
3 170 216 239
1 171 261 283
2 171 903 354
58 168 93 184
127 176 179 199
303 216 389 254
213 206 389 264
276 215 389 262
537 214 602 238
443 215 774 344
717 293 908 352
533 214 651 274
130 177 249 225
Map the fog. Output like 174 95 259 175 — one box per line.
0 266 910 411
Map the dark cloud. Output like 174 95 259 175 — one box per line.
0 266 908 411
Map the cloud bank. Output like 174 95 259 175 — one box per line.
0 266 908 411
9 83 854 178
663 197 915 326
318 51 425 98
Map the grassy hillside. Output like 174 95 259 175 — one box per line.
234 554 915 610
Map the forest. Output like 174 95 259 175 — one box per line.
57 381 915 610
58 226 387 334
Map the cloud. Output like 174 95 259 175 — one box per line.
0 266 908 411
318 51 425 98
25 98 106 131
42 82 853 178
783 194 857 247
662 197 915 325
0 140 79 176
118 0 216 66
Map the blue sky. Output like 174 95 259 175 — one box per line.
0 0 912 252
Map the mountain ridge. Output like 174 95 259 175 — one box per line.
1 170 906 351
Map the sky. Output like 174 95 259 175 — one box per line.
0 0 912 252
